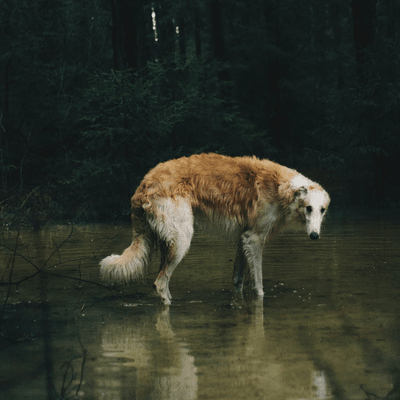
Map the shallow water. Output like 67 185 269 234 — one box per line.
1 209 400 400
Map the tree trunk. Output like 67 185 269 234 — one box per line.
193 1 201 57
111 0 120 70
154 1 175 60
352 0 384 203
178 15 186 61
211 0 230 91
111 0 148 72
329 2 345 89
267 58 282 148
351 0 377 83
211 0 224 61
264 4 282 149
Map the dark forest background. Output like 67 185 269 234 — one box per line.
1 0 399 223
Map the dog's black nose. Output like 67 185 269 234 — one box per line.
310 232 319 240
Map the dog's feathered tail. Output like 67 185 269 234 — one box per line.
100 209 154 284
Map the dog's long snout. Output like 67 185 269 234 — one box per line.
310 232 319 240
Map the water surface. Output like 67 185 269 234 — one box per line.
1 209 400 399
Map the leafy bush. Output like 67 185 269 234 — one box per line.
67 57 265 219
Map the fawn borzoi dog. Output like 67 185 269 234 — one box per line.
100 153 330 304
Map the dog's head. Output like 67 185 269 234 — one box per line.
295 186 330 240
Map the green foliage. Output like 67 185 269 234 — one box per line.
1 0 400 222
313 41 400 203
67 57 264 219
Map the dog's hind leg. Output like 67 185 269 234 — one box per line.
151 198 194 305
233 240 246 293
155 240 173 303
241 231 264 296
155 242 181 304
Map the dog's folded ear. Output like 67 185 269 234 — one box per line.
278 183 309 208
295 186 308 198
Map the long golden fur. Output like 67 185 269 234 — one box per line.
100 153 330 304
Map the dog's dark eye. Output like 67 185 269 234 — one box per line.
321 208 326 214
306 206 312 213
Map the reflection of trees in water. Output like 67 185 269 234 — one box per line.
101 306 197 400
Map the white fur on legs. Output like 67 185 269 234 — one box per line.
149 197 194 304
241 231 264 296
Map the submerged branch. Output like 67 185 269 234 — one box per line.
0 229 20 326
0 227 123 322
42 225 76 270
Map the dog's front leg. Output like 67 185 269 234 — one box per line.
241 231 264 296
